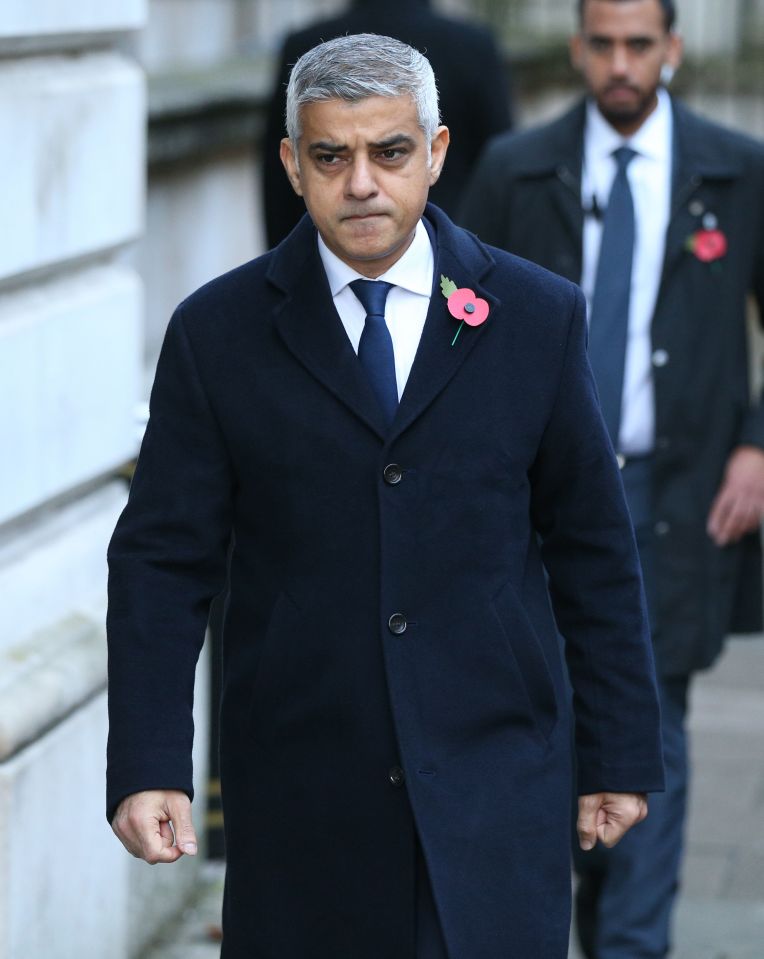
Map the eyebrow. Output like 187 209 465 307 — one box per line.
307 133 417 154
586 32 657 42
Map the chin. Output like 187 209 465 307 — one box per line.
346 232 395 257
603 101 647 128
600 91 655 126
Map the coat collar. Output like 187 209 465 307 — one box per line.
507 96 744 285
512 95 744 195
514 96 743 183
660 99 744 286
669 97 744 211
266 204 497 443
505 100 587 267
509 99 586 182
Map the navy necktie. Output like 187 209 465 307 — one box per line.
588 146 637 448
350 279 398 426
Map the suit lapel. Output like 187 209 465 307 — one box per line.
268 218 389 440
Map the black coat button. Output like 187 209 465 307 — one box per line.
383 463 403 485
389 766 405 787
388 613 407 635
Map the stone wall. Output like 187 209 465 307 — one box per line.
134 0 347 375
0 3 208 957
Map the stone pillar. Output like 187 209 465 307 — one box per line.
0 3 205 957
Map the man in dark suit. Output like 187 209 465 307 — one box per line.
262 0 513 248
107 33 664 959
460 1 764 957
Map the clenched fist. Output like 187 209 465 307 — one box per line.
112 789 198 865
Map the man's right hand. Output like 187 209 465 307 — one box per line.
111 789 198 864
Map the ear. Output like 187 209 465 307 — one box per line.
569 33 584 73
666 30 683 72
279 138 303 197
428 126 450 186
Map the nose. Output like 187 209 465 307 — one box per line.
345 156 378 200
610 43 629 76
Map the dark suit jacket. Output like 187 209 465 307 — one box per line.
460 98 764 676
107 204 663 959
262 0 513 247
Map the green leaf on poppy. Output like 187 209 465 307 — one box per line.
440 274 458 299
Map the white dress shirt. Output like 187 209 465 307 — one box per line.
581 88 673 455
318 220 433 400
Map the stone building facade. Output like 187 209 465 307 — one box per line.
0 3 205 957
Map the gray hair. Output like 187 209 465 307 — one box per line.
285 33 441 151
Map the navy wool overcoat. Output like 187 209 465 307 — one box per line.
107 204 664 959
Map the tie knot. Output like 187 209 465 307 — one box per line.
350 279 394 318
613 146 637 171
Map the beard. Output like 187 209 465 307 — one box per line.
596 84 659 132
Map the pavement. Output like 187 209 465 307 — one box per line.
141 635 764 959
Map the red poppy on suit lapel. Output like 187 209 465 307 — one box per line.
440 275 489 346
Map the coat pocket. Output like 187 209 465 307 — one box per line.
489 580 559 743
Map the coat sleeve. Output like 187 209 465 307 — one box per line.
106 305 234 821
529 284 665 796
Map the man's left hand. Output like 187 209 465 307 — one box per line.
577 792 648 851
707 446 764 547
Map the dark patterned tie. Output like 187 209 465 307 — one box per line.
350 279 398 426
588 146 637 447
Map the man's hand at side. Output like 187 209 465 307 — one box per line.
112 789 198 864
577 792 648 851
707 445 764 547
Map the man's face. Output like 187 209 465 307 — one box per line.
280 95 449 278
571 0 682 134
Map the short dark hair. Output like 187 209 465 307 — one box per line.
578 0 676 32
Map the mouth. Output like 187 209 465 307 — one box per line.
342 211 387 222
604 84 639 99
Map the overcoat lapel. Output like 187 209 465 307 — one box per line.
659 100 743 289
268 207 499 445
391 206 498 441
268 218 390 440
549 110 586 277
551 162 585 281
528 102 586 281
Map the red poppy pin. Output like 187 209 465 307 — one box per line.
686 227 727 263
440 275 489 346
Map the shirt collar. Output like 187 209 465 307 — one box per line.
585 86 672 164
318 219 433 298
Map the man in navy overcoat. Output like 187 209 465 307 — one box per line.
107 33 664 959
